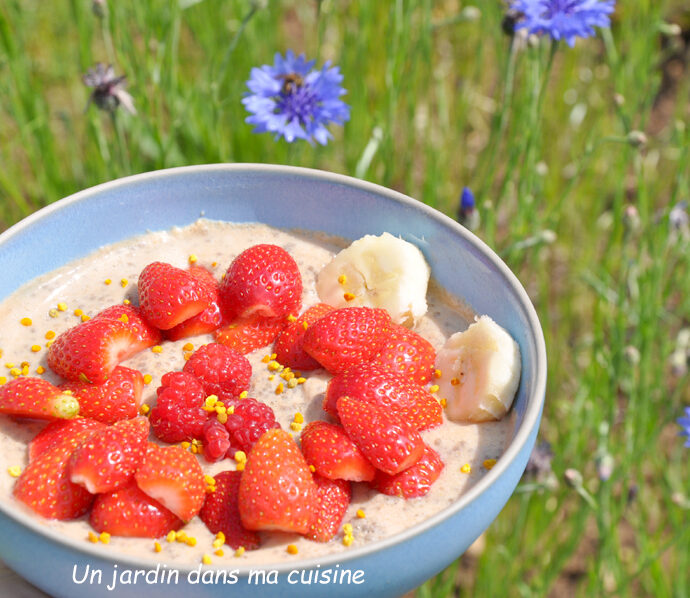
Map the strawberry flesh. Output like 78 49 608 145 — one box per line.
28 418 106 462
274 303 334 370
369 323 436 385
305 474 351 542
371 445 445 498
0 377 79 421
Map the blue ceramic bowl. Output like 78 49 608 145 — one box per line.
0 164 546 598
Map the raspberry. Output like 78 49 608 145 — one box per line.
202 418 231 463
182 343 252 400
222 398 281 458
149 372 209 443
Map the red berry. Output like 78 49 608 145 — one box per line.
28 418 106 463
138 261 212 330
134 443 206 522
302 307 392 374
201 418 230 462
336 396 425 475
371 445 445 498
274 303 334 370
222 397 281 458
60 365 144 424
93 304 163 348
305 474 351 543
323 364 443 431
214 314 286 355
300 421 376 482
90 480 183 538
166 265 224 341
219 244 302 321
369 323 436 385
69 416 150 494
199 470 260 550
182 342 251 400
149 371 208 444
0 377 79 421
238 428 317 534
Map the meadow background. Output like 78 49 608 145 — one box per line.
1 1 689 596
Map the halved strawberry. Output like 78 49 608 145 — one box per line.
0 377 79 421
182 343 251 400
138 261 212 330
238 428 317 534
90 480 183 538
199 470 260 550
274 303 334 370
219 244 302 321
369 323 436 385
214 314 286 355
336 396 425 475
300 421 376 482
93 304 163 348
302 307 392 374
28 418 106 462
166 265 224 341
47 318 145 384
305 474 351 542
134 443 206 522
69 416 150 494
371 445 445 498
60 366 144 424
323 364 443 431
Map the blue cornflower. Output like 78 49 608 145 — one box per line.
679 407 690 448
457 187 480 231
242 50 350 145
510 0 616 47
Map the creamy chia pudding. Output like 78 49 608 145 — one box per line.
0 219 514 567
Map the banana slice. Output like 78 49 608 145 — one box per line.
436 315 521 423
315 232 430 327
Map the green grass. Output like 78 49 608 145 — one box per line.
1 1 689 595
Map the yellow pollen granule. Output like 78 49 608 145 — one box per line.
212 539 224 550
166 531 177 543
204 475 216 486
203 395 218 410
460 463 471 474
151 345 163 354
343 292 356 302
181 442 191 450
57 302 67 312
434 368 442 378
287 378 298 389
186 537 197 547
5 362 15 369
118 314 129 323
287 314 297 322
104 278 112 285
154 541 162 553
308 464 316 473
302 321 309 331
123 299 131 305
261 354 271 363
216 532 226 543
183 342 194 352
31 345 41 353
202 554 212 565
450 377 460 386
235 462 245 472
290 422 302 432
440 398 447 408
139 404 150 416
483 459 498 470
342 536 354 547
143 374 153 385
286 544 298 555
235 547 245 558
356 509 366 519
0 377 7 385
88 531 99 543
48 309 59 318
338 274 347 285
99 532 111 544
120 278 128 287
294 412 304 424
10 368 21 378
343 524 353 534
183 351 193 361
45 330 56 340
176 531 188 542
214 404 227 415
20 317 32 326
297 377 306 384
239 391 248 399
267 360 282 372
74 309 83 317
268 375 275 382
275 383 285 395
217 412 228 424
21 365 29 376
7 466 21 478
81 314 91 322
214 549 224 557
189 254 198 264
234 451 247 463
270 353 277 360
35 366 45 375
429 384 440 393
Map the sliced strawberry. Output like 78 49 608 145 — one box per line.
166 265 224 341
90 480 183 538
219 244 302 321
371 445 445 498
305 474 351 542
214 314 286 355
323 364 443 431
134 443 206 522
69 416 150 494
28 418 106 462
60 366 144 424
182 342 251 400
302 307 392 374
0 377 79 421
93 304 163 349
274 303 334 370
47 318 145 384
336 396 425 475
238 428 317 534
369 323 436 385
137 261 212 330
149 371 208 444
199 470 260 550
300 420 376 482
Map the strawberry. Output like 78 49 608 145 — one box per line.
69 416 150 494
182 342 251 400
137 261 212 330
238 428 317 534
219 244 302 321
336 396 425 475
302 307 392 374
305 474 351 542
369 323 436 385
166 265 224 341
28 418 106 462
60 366 144 424
371 445 445 498
214 314 286 355
93 304 163 348
134 443 206 522
300 421 376 482
274 303 334 370
89 480 183 538
0 377 79 421
47 318 146 384
149 371 208 443
323 364 443 431
199 470 260 550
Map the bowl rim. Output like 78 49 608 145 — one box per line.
0 163 547 574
